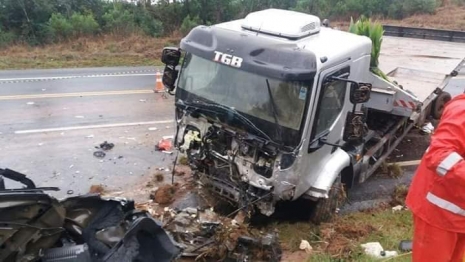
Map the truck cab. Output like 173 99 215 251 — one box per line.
159 8 463 222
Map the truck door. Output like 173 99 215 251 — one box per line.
296 63 353 199
309 65 351 153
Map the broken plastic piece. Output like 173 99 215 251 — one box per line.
399 240 412 252
421 122 434 134
361 242 384 258
156 139 173 151
299 240 313 254
94 151 106 159
100 141 114 151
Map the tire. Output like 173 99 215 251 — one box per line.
309 176 345 224
431 91 452 120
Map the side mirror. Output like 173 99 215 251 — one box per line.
350 83 372 104
161 47 181 67
162 66 178 92
343 111 365 142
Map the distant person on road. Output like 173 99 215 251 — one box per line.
406 93 465 262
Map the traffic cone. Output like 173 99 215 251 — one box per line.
154 70 164 93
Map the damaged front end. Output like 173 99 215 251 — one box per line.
174 110 299 217
0 168 181 262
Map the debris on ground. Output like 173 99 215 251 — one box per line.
89 184 106 194
155 173 164 182
26 101 35 105
392 205 404 212
153 184 178 205
399 240 412 252
178 155 189 165
387 163 403 178
99 141 115 151
162 207 282 262
86 134 94 138
299 240 313 254
361 242 398 259
420 122 435 134
93 150 106 158
156 138 173 151
390 184 409 206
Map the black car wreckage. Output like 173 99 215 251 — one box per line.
0 168 181 262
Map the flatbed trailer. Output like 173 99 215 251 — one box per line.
358 31 465 183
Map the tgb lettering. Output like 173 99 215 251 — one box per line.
213 51 243 68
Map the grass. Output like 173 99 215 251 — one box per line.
1 1 465 70
0 33 180 70
333 2 465 31
273 208 413 261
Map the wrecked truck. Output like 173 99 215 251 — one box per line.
160 8 465 223
0 168 181 262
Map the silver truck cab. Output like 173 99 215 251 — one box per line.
159 8 465 223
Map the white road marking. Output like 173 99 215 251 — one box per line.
15 120 174 134
0 73 155 82
0 89 154 100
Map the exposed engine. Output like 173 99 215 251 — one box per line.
177 122 283 216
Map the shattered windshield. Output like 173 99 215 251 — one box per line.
176 53 311 146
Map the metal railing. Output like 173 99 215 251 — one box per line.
382 25 465 43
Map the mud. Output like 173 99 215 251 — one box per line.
319 223 377 256
154 184 179 205
89 184 105 194
387 127 432 162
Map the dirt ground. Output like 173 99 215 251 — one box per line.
332 2 465 31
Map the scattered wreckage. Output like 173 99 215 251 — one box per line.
0 168 181 262
160 207 282 262
0 168 284 262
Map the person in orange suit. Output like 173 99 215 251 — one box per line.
406 93 465 262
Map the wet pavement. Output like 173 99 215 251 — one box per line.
0 61 464 203
0 66 176 198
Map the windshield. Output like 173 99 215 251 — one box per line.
176 53 312 147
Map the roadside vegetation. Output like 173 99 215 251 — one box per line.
0 0 465 69
276 209 413 261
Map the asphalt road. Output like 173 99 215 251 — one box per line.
0 63 463 203
0 66 177 198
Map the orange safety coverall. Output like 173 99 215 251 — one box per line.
406 94 465 262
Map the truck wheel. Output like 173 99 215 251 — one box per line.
431 91 451 120
309 176 345 225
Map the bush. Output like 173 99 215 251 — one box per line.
0 29 16 48
140 19 164 37
180 15 202 36
402 0 438 16
47 13 73 41
103 6 136 35
69 13 99 37
387 0 405 19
